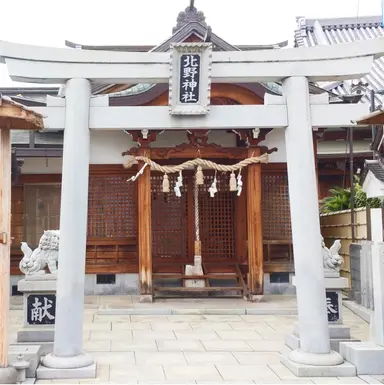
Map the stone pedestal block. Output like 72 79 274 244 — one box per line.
0 367 17 384
340 341 384 375
17 275 56 344
37 362 96 380
9 344 42 378
285 323 359 353
281 355 356 377
324 277 349 324
292 276 349 324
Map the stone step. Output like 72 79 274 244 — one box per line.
340 341 384 375
17 328 54 343
285 332 360 353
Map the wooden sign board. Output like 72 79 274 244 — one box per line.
169 42 212 115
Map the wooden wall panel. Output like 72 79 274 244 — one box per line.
261 171 293 270
151 173 189 261
11 186 24 249
11 166 139 275
199 172 236 261
87 175 137 238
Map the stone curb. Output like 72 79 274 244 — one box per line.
11 304 298 315
342 300 372 324
96 308 298 316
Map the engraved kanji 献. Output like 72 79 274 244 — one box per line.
31 296 55 322
326 297 337 315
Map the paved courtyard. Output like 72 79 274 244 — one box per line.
8 296 382 384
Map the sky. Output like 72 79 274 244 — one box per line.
0 0 382 87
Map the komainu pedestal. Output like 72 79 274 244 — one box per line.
17 275 56 353
17 231 59 354
286 238 359 353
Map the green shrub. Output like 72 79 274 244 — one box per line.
320 176 381 213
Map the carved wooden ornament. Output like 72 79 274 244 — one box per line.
169 42 212 115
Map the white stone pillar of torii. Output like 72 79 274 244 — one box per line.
0 37 383 378
283 77 343 366
41 78 94 374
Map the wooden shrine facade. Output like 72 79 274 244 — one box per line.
10 157 292 280
9 82 354 295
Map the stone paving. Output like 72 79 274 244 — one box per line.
7 296 383 384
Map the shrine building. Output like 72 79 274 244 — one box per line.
4 3 373 298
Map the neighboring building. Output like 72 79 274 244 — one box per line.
3 4 371 296
294 15 380 198
359 114 384 198
295 15 384 201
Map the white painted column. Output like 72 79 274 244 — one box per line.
42 78 94 370
283 77 343 365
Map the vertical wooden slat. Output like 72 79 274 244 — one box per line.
235 172 247 263
137 148 152 296
199 172 235 260
247 147 263 295
151 172 189 261
187 174 195 260
366 206 372 241
0 129 11 367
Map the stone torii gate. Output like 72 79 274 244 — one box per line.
0 38 382 378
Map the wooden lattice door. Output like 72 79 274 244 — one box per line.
151 170 238 265
151 173 191 262
198 172 236 261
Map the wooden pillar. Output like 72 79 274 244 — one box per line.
247 147 264 297
0 129 11 368
137 148 153 301
235 173 247 263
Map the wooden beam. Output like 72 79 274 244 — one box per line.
128 143 249 160
137 148 153 300
0 103 43 130
247 147 264 297
0 128 11 367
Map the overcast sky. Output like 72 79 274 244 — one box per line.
0 0 382 87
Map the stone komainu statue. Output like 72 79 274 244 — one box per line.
19 230 59 275
321 237 344 271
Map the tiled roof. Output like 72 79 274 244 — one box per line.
360 159 384 184
294 16 384 106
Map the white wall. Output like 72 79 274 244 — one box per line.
90 130 239 164
21 131 366 172
90 131 134 164
259 129 286 163
363 171 384 199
